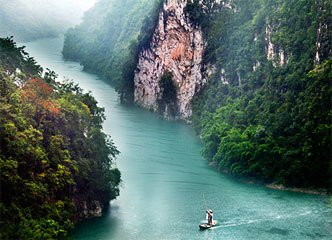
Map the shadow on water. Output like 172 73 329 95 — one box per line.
71 208 120 240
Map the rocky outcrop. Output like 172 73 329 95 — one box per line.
265 24 286 67
76 200 104 220
134 0 205 120
315 21 329 64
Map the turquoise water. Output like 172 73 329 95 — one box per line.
23 37 332 240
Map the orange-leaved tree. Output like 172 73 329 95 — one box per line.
19 78 60 125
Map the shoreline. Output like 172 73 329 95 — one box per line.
265 183 329 195
208 161 330 195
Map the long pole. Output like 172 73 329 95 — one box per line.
203 193 208 210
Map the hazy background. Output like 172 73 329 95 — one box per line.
0 0 96 42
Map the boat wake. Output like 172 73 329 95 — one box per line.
209 210 315 230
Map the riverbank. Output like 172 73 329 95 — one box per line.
266 183 329 195
208 161 330 195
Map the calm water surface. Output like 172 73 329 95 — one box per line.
23 36 332 240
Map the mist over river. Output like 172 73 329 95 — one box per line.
22 36 332 240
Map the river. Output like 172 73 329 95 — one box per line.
22 36 332 240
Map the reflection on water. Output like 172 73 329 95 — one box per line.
23 36 332 240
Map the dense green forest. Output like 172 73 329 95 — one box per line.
63 0 331 190
63 0 162 102
0 37 121 239
188 0 331 189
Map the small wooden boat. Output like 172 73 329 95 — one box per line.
199 220 218 230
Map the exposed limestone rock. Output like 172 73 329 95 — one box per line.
315 22 328 64
265 23 286 67
279 48 285 65
265 24 275 61
77 200 103 220
220 68 228 84
134 0 205 119
315 41 321 63
253 61 260 72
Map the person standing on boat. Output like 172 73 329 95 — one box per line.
206 209 213 226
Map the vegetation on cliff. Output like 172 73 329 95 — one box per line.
63 0 331 190
157 71 178 117
62 0 162 102
188 0 331 189
0 37 121 239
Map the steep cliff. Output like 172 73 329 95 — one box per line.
134 0 205 119
63 0 160 98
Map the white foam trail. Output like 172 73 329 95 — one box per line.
210 210 318 230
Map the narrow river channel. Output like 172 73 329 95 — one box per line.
22 36 332 240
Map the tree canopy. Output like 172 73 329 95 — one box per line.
0 37 121 239
190 0 331 189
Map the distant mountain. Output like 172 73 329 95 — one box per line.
0 0 96 42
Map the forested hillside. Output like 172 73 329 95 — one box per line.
63 0 162 102
63 0 331 190
0 37 121 239
189 0 331 189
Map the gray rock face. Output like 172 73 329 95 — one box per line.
134 0 205 119
79 200 103 219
